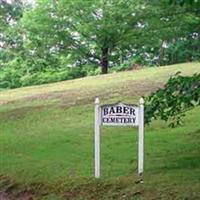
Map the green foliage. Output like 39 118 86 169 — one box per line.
160 38 200 65
170 0 200 6
81 65 101 76
0 58 22 88
0 63 101 89
111 56 144 72
0 0 200 88
145 72 200 127
19 0 199 74
0 0 23 28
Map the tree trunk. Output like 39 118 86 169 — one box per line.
101 47 109 74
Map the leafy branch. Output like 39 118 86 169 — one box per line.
145 72 200 127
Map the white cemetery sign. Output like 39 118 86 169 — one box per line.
101 103 139 126
94 97 144 178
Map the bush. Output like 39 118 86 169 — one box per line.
0 66 79 89
0 62 102 89
20 68 84 87
111 56 146 72
0 67 22 89
81 65 101 76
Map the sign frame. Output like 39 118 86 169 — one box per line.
94 97 144 178
101 102 139 126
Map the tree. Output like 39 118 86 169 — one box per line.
1 0 199 89
0 0 22 30
21 0 200 74
0 0 23 67
21 0 149 74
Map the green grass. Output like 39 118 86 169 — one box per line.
0 62 200 199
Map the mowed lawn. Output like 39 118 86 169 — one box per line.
0 62 200 200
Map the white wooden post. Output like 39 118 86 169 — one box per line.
94 97 100 178
138 97 144 176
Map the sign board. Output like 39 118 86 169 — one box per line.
94 97 144 179
101 103 139 126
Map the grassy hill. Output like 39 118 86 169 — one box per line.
0 62 200 200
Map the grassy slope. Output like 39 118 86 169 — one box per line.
0 62 200 200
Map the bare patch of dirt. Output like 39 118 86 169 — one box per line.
0 191 10 200
0 190 34 200
15 192 34 200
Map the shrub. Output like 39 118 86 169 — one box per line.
0 65 88 89
0 67 22 88
81 65 101 76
